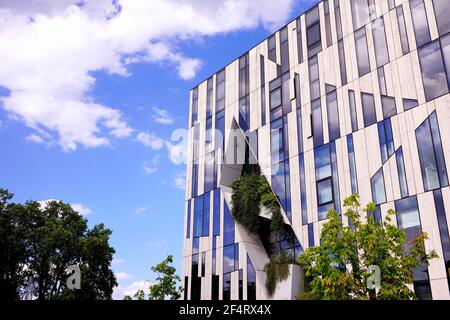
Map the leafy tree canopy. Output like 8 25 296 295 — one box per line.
298 194 438 300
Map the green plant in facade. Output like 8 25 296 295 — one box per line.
298 194 438 300
230 173 288 236
264 253 296 297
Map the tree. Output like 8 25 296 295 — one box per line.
298 194 438 300
0 188 117 300
148 255 183 300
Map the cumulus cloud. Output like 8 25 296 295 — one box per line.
136 132 164 150
113 280 151 300
38 199 92 216
115 272 132 281
173 172 186 190
151 107 174 125
0 0 297 152
112 258 126 265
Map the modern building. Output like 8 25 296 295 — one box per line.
182 0 450 300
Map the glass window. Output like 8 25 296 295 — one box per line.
403 98 418 110
348 90 358 132
378 66 387 96
223 244 235 274
315 145 332 180
355 27 371 76
347 134 359 194
312 99 323 147
216 69 226 111
351 0 370 30
191 87 198 127
296 108 303 153
270 87 281 110
326 90 340 141
206 78 213 118
223 272 231 301
215 110 225 152
396 5 410 55
299 154 308 225
271 118 285 164
272 160 292 221
318 178 333 205
280 27 290 73
433 0 450 36
247 255 256 300
388 0 395 10
324 0 333 47
309 56 320 101
433 190 450 285
410 0 431 47
378 118 395 163
418 40 447 101
294 73 301 110
296 18 304 64
202 193 210 237
223 202 235 246
205 116 212 148
204 153 214 193
335 0 343 40
260 55 266 126
441 34 450 89
396 147 409 198
191 163 198 198
193 196 203 237
395 196 421 230
371 168 387 204
416 111 449 191
372 17 390 67
186 200 191 238
306 6 321 57
361 92 377 127
381 96 397 119
213 189 220 236
338 40 348 85
308 223 315 247
268 34 276 62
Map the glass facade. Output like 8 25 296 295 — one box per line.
184 0 450 300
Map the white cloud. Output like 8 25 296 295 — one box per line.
173 172 186 191
112 258 126 265
0 0 297 152
136 132 164 150
135 207 147 215
151 107 174 125
115 272 132 281
26 133 46 144
70 203 92 216
38 199 92 216
141 154 161 174
147 240 167 249
113 280 151 300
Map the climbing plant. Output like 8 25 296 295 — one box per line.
264 253 295 297
230 173 287 236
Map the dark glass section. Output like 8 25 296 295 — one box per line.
223 202 235 246
223 244 235 274
378 67 387 96
348 90 358 132
410 0 431 48
216 69 226 112
347 134 359 195
403 98 418 110
309 56 320 101
335 0 343 41
191 87 198 127
371 168 386 205
184 276 188 300
247 255 256 300
295 73 302 110
206 77 213 118
361 92 377 127
201 252 206 277
239 53 250 131
315 143 339 219
211 275 219 300
306 6 321 57
395 196 432 300
416 111 449 191
396 147 409 198
433 190 450 288
396 5 410 55
186 200 191 238
191 254 201 300
260 55 266 126
223 273 231 301
372 16 390 67
312 99 323 147
351 0 370 31
268 34 276 62
238 269 244 300
193 196 203 237
418 40 448 101
355 27 371 76
296 18 304 64
308 223 315 247
440 34 450 89
338 40 347 85
324 0 333 47
299 154 308 225
433 0 450 36
381 96 397 119
202 192 210 237
213 189 220 236
326 89 340 141
280 27 290 73
378 118 395 163
272 159 292 222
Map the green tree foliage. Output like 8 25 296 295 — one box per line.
148 255 183 300
0 188 117 300
298 194 438 300
231 173 287 236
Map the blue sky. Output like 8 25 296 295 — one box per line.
0 0 318 298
